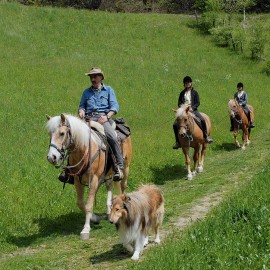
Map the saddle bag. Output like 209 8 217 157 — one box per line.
114 118 131 137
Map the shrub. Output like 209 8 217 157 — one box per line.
209 26 232 47
249 25 266 60
262 60 270 76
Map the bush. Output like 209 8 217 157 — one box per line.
262 60 270 76
209 26 232 47
249 25 266 60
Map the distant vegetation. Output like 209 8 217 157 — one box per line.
18 0 270 13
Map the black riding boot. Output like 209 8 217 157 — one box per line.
173 123 181 149
230 118 234 132
201 119 213 144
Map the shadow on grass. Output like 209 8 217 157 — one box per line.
213 143 237 152
7 212 106 248
150 163 186 185
90 244 130 264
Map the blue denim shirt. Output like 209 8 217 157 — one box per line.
78 84 119 114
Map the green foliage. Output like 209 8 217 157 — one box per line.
249 24 266 60
196 11 221 33
262 60 270 76
209 26 233 47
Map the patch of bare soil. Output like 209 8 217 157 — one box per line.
173 192 223 229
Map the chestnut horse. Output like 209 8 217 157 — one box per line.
174 104 212 180
228 99 254 149
46 114 132 240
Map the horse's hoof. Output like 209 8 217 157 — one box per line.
192 171 197 176
187 175 193 180
198 167 203 173
80 233 90 240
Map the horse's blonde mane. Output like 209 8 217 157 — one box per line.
175 104 189 118
46 114 90 149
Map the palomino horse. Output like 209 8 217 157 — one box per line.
228 99 254 149
46 114 132 240
174 104 212 180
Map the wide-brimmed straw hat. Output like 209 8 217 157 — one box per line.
85 67 104 80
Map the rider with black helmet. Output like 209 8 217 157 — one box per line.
173 76 213 149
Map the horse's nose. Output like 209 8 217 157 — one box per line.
47 154 56 164
180 133 186 138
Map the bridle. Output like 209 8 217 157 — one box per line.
177 113 194 140
230 103 243 125
48 121 75 169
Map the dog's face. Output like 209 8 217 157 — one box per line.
109 194 129 224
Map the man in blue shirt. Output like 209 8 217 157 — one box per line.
78 67 124 181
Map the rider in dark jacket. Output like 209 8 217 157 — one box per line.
173 76 213 149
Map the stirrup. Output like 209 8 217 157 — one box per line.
172 142 181 149
58 171 74 185
113 168 124 182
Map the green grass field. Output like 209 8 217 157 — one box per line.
0 2 270 269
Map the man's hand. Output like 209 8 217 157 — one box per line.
98 115 108 124
78 109 85 119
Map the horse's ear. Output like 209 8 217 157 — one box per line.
46 114 51 120
186 106 190 113
60 113 66 124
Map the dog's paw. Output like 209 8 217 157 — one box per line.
131 251 140 261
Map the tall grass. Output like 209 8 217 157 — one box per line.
0 2 270 269
131 167 270 270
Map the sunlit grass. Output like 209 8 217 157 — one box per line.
0 2 270 269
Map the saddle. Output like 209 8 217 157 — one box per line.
189 112 203 131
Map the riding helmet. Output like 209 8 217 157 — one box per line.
237 82 243 88
183 76 192 84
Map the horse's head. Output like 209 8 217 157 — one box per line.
46 114 74 166
228 99 240 118
174 105 192 138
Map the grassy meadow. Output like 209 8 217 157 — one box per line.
0 2 270 269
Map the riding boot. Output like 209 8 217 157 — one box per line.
201 119 213 144
173 122 181 149
230 118 234 132
58 169 74 185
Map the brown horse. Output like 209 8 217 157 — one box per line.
174 104 212 180
46 114 132 240
228 99 254 149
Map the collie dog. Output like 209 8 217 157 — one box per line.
109 185 164 260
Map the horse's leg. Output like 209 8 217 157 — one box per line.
80 174 99 240
234 130 240 148
75 177 85 213
105 177 113 216
241 127 249 150
198 143 206 173
192 146 200 176
182 147 192 180
120 164 130 193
